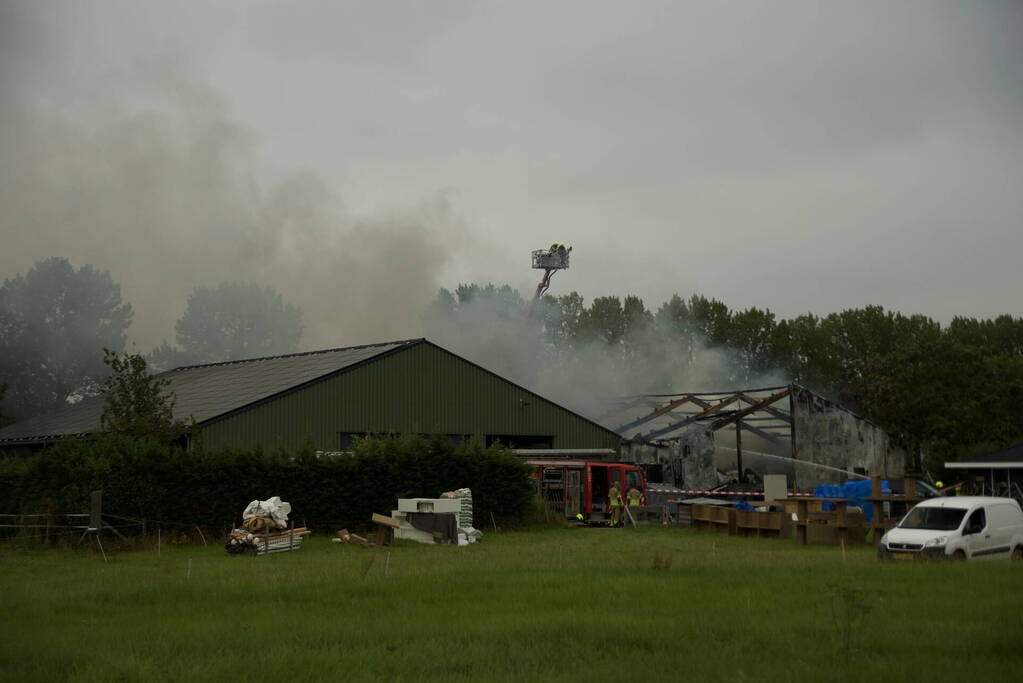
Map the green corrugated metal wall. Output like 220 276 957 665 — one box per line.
199 341 620 451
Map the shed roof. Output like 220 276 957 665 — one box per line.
945 442 1023 470
0 339 419 444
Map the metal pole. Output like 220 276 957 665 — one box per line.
735 421 743 483
788 387 799 490
89 490 103 532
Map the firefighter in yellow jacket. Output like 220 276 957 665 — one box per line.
627 485 643 508
608 482 624 527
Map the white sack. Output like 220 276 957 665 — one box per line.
242 496 292 528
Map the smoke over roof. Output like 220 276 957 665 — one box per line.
3 1 1022 355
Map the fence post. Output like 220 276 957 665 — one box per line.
89 490 103 532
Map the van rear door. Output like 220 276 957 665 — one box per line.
984 503 1023 558
964 506 1012 559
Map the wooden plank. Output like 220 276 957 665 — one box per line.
796 500 808 545
374 525 394 546
836 501 849 546
372 513 401 529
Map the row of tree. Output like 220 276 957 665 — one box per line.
0 257 304 424
430 284 1023 473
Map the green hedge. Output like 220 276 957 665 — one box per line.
0 436 533 533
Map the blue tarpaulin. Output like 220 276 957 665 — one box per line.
813 480 891 522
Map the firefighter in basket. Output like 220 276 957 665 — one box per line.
548 242 571 267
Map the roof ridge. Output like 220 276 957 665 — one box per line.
162 338 424 374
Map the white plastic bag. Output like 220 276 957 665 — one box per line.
242 496 292 528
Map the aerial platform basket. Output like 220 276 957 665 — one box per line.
532 249 570 270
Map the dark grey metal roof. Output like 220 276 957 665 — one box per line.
945 442 1023 469
0 339 421 444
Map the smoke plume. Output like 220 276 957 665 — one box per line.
423 287 789 426
0 7 467 351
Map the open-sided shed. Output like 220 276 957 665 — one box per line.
945 443 1023 499
607 384 905 489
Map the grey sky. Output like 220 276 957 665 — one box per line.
2 1 1021 350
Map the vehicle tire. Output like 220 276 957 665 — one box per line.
1011 546 1023 562
952 550 967 562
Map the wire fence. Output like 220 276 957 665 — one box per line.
0 511 225 548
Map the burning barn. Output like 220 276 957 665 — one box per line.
609 384 905 491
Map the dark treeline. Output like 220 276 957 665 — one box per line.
431 285 1023 474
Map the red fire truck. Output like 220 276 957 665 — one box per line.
515 450 648 522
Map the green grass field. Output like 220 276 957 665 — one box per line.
2 526 1021 682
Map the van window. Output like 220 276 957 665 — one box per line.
626 470 640 489
965 508 986 535
898 506 966 531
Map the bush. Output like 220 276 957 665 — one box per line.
0 435 533 533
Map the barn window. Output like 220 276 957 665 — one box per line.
485 435 553 449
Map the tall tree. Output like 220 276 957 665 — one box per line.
947 315 1023 357
687 294 732 346
727 307 777 385
156 282 303 366
0 257 133 421
100 349 186 444
546 291 587 349
772 313 836 389
654 294 699 374
622 296 653 340
451 283 524 319
853 338 1023 474
584 296 627 347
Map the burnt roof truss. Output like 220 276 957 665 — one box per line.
611 386 794 442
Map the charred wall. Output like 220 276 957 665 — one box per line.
622 426 717 490
791 386 905 488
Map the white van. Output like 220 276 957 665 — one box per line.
879 496 1023 561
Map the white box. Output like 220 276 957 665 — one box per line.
397 498 461 514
